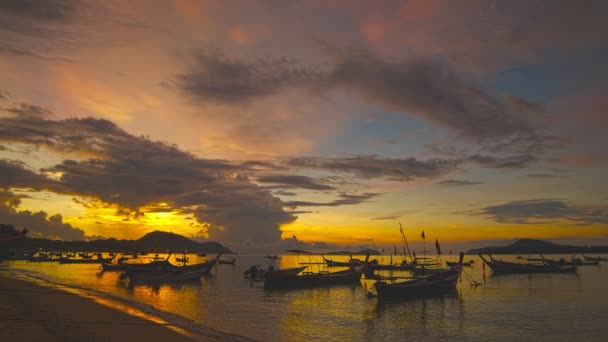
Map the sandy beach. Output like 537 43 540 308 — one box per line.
0 274 201 342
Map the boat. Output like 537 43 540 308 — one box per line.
218 258 236 265
322 254 368 267
264 264 367 288
479 254 577 274
264 253 370 289
121 254 220 283
584 255 608 262
101 253 173 272
243 255 305 280
446 260 474 267
59 253 115 264
373 253 464 298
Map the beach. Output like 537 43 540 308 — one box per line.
0 274 200 342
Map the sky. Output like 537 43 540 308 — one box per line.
1 0 607 253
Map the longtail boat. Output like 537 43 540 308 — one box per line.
122 254 219 283
584 255 608 262
479 254 577 274
373 252 464 298
264 253 370 289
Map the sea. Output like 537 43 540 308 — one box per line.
1 254 607 341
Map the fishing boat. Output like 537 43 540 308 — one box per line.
101 253 173 272
264 264 367 288
59 253 115 264
243 255 306 280
584 255 608 262
322 254 368 267
446 260 474 267
479 254 577 274
373 253 464 298
121 254 219 283
264 252 369 289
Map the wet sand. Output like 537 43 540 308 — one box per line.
0 274 201 342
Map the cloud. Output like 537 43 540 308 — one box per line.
172 48 320 104
287 155 460 181
437 180 484 187
468 153 538 169
172 47 546 158
476 199 608 225
0 189 86 240
526 173 566 179
0 159 59 190
0 106 296 243
286 192 380 207
0 0 75 21
256 174 335 191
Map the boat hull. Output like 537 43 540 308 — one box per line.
264 266 364 289
374 267 461 298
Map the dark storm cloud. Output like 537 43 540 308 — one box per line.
286 192 380 207
287 155 460 181
477 199 608 225
256 174 335 191
174 48 545 156
437 180 484 187
0 189 86 240
0 107 296 243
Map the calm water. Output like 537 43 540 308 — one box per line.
2 254 608 341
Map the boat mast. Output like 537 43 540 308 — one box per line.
398 222 413 263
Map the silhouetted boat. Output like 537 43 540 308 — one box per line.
243 255 305 280
101 253 173 272
446 260 474 267
584 255 608 262
373 253 464 298
264 253 369 288
322 254 369 267
479 254 577 274
264 264 366 288
122 255 219 282
59 253 115 264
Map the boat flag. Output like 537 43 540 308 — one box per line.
421 230 425 240
435 239 442 255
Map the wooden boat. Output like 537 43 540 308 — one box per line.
101 253 173 272
373 253 464 298
264 253 370 289
122 255 219 282
322 254 367 267
584 255 608 262
446 260 474 267
264 264 366 288
218 258 236 265
479 254 577 274
59 253 115 264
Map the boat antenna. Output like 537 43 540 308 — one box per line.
398 222 413 262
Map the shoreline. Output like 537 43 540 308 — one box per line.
0 272 207 341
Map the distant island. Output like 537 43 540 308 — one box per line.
466 238 608 255
7 230 234 255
